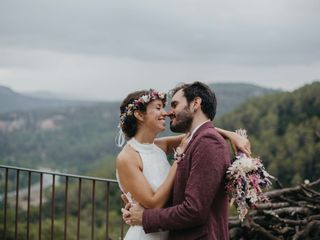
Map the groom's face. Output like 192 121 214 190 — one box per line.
168 89 193 133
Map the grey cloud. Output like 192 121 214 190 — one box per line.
1 0 320 65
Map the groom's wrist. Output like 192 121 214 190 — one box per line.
142 208 163 233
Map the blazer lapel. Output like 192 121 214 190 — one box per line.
185 121 214 151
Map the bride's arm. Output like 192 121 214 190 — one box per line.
116 148 177 209
154 134 186 154
215 127 251 156
155 127 251 156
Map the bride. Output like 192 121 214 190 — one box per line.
116 89 250 239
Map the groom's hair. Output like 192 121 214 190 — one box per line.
170 81 217 120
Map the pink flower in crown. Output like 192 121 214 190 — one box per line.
150 90 157 97
133 100 140 106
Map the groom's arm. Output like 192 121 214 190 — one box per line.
142 133 230 232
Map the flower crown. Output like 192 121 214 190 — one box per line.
119 89 167 127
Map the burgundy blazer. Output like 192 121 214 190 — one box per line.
142 122 231 240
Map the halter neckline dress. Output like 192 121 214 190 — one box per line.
116 138 170 240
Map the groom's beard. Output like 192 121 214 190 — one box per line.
170 107 193 133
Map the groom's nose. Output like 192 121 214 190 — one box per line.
165 110 174 118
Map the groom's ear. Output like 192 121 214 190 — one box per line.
192 97 202 112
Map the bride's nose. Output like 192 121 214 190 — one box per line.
161 109 168 116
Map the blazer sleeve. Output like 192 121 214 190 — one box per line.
142 134 229 232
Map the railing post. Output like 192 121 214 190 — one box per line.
27 171 31 240
105 182 110 240
39 173 43 240
51 174 55 240
77 178 82 240
3 168 9 240
91 180 96 240
64 176 69 240
15 169 20 240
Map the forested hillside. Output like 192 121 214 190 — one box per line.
211 83 279 115
0 103 119 174
217 81 320 186
0 83 277 174
1 82 317 186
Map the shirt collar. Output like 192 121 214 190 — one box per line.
187 120 210 143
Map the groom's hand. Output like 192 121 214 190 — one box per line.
121 193 131 224
127 203 144 226
121 202 132 224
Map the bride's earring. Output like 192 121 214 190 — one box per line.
115 126 126 147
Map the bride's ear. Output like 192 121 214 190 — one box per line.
134 110 145 122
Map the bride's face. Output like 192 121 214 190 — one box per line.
142 99 167 133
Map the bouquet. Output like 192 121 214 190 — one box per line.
226 129 274 221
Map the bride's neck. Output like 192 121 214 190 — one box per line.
134 130 156 144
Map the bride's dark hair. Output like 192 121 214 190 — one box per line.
119 89 167 139
120 90 149 138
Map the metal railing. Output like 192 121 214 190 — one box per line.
0 165 124 240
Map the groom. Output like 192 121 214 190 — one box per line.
123 81 231 239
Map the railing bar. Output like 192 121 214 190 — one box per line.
64 176 69 240
0 165 117 183
0 165 121 240
14 169 20 240
120 194 124 240
105 182 110 240
51 174 56 240
27 171 32 240
77 178 82 240
121 220 124 240
39 173 43 240
3 168 9 240
91 180 96 240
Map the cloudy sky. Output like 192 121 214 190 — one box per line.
0 0 319 101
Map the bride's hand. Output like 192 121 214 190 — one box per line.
229 132 251 157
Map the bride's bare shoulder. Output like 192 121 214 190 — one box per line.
116 144 139 166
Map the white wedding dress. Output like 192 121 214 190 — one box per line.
116 138 170 240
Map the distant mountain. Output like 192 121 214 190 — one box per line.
0 82 278 173
0 83 277 114
22 90 67 100
22 90 90 101
0 85 97 113
217 81 320 186
210 83 280 115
